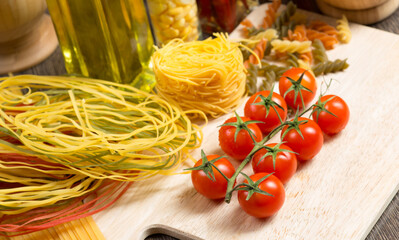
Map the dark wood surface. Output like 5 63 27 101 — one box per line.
4 2 399 240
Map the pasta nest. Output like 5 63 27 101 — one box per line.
152 33 247 118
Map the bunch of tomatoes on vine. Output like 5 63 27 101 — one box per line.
187 67 350 218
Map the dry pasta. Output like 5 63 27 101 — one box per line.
248 28 278 47
237 1 350 92
336 15 351 43
309 20 339 37
312 39 328 63
240 19 254 38
306 29 338 50
273 1 297 35
244 38 268 68
286 24 308 42
0 75 202 181
312 59 349 76
152 33 247 118
261 0 281 29
271 39 312 54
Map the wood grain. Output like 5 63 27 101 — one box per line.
316 0 399 24
91 5 399 240
2 3 399 240
321 0 387 10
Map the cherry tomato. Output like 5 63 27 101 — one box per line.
281 117 323 161
237 173 285 218
219 116 263 160
279 67 317 109
191 155 236 200
251 143 297 184
312 95 350 135
244 91 288 134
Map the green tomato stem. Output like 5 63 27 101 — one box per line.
224 122 288 203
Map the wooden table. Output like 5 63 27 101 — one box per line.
5 2 399 240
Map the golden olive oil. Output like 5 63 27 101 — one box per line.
46 0 155 91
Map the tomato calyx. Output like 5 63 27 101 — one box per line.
257 142 296 170
311 95 337 122
281 112 308 140
251 87 285 123
220 112 263 143
283 70 313 109
234 172 274 200
185 150 229 182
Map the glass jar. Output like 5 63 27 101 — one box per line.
196 0 258 35
146 0 200 46
46 0 155 92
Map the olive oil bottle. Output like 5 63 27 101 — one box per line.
46 0 155 92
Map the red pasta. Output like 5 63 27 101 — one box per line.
260 0 281 29
286 24 308 42
308 20 339 37
306 29 338 50
240 19 254 38
244 38 268 68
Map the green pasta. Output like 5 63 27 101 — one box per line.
246 63 259 95
239 44 252 61
247 27 266 37
263 41 273 58
259 60 290 77
312 59 349 76
259 71 276 91
312 39 328 64
272 1 297 38
287 53 300 67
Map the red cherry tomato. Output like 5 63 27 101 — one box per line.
251 143 297 184
237 173 285 218
279 67 317 109
219 116 263 160
244 91 288 134
312 95 350 135
281 117 323 161
191 155 236 199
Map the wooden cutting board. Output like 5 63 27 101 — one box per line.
93 4 399 240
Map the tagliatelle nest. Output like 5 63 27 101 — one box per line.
152 33 247 118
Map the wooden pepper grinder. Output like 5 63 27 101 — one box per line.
0 0 58 75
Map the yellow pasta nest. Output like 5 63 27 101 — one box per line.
152 33 247 118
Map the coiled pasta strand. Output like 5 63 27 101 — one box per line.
309 20 339 37
240 19 254 38
244 38 268 68
246 63 259 95
306 29 338 50
312 59 349 76
286 24 308 42
336 15 352 43
259 60 289 76
248 29 278 47
312 39 328 63
287 53 300 67
260 0 281 29
271 39 312 54
259 71 277 91
273 1 297 38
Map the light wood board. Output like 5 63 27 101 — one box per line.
93 4 399 240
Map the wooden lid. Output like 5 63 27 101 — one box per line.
317 0 399 24
0 15 58 75
322 0 388 10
